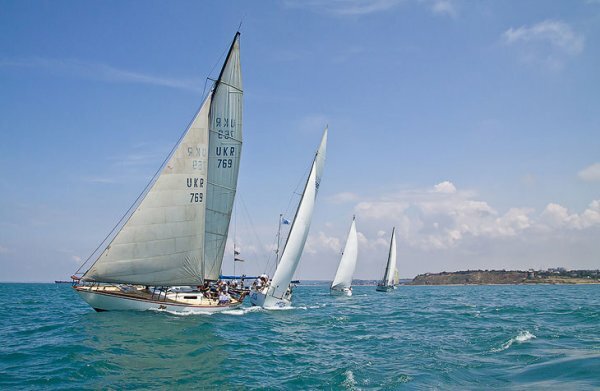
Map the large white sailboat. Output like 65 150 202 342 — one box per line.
250 128 327 308
73 33 245 313
330 216 358 296
376 227 397 292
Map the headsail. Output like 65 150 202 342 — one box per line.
81 33 242 286
204 33 243 280
382 228 397 286
331 217 358 290
268 128 327 299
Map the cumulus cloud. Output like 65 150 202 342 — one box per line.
305 231 342 254
540 200 600 230
351 181 600 252
578 163 600 182
433 181 457 194
502 20 584 70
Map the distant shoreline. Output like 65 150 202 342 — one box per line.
406 269 600 286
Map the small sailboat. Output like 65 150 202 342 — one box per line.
330 216 358 296
73 33 245 312
376 227 397 292
250 128 327 308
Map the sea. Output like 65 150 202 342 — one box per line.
0 283 598 390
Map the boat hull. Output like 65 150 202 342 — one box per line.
75 286 242 313
249 288 291 308
330 287 352 296
376 285 394 292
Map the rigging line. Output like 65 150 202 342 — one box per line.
201 40 230 98
238 195 271 272
282 161 312 222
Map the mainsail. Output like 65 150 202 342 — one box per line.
382 228 397 286
331 217 358 290
267 128 327 299
82 33 242 286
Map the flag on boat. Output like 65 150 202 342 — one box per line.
282 218 291 225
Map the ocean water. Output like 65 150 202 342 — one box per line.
0 283 598 390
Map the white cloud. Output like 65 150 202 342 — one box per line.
433 181 457 194
305 231 342 254
420 0 458 18
578 163 600 182
0 57 203 92
327 192 360 204
351 181 600 252
502 20 584 70
71 255 82 263
540 200 600 230
284 0 404 16
283 0 457 18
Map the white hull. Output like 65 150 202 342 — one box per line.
330 287 352 296
249 288 292 308
75 287 242 313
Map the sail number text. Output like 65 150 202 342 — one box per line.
215 117 236 140
187 177 204 203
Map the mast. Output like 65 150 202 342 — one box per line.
276 213 283 267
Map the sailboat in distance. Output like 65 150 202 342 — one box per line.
250 128 327 308
330 216 358 296
73 33 245 312
376 228 397 292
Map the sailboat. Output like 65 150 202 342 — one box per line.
249 128 327 308
73 33 245 312
330 216 358 296
376 227 397 292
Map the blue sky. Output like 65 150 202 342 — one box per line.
1 0 599 282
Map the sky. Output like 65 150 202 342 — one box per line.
0 0 599 282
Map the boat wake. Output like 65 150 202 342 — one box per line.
148 308 215 316
221 306 263 316
491 330 536 352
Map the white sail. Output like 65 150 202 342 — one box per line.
82 34 242 286
204 33 243 280
382 228 397 286
331 217 358 290
267 128 327 299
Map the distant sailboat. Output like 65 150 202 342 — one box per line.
376 228 397 292
73 33 245 312
250 128 327 308
330 216 358 296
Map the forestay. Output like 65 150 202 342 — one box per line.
331 217 358 290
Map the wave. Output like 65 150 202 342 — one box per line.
491 330 536 352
